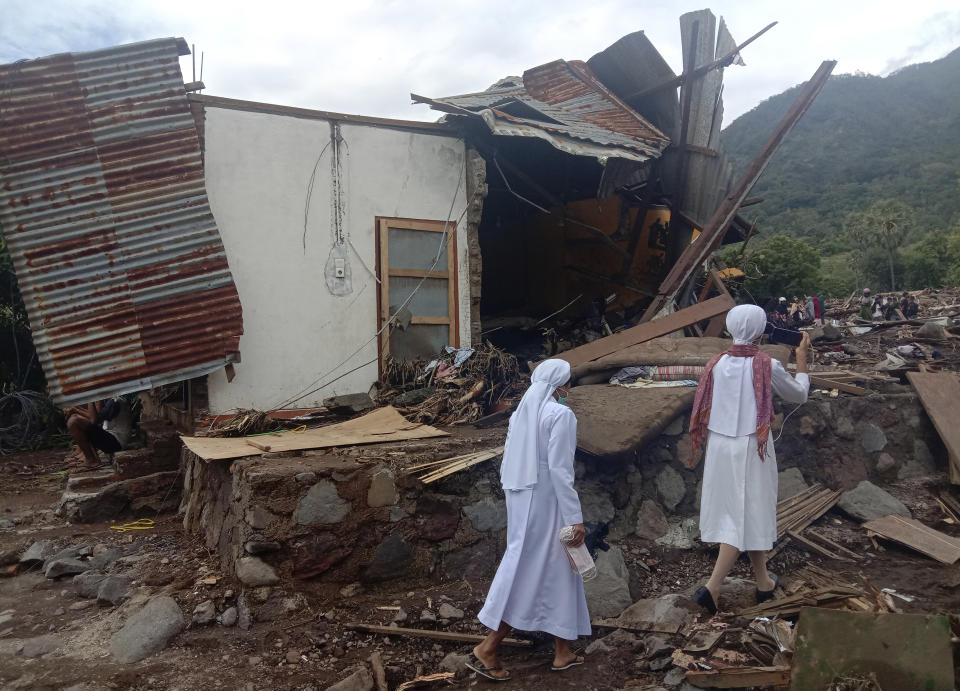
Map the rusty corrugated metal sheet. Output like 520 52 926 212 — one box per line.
0 38 244 406
412 59 669 163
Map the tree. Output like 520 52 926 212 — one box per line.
723 234 821 302
843 199 913 291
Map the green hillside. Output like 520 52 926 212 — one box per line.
722 47 960 257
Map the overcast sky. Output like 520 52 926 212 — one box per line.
2 0 959 127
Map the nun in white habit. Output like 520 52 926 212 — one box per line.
469 359 590 682
687 304 810 614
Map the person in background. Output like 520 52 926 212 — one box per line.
812 294 823 325
65 398 133 470
470 359 589 681
899 292 910 316
776 297 789 318
687 305 811 614
805 295 815 323
860 288 873 320
906 296 920 318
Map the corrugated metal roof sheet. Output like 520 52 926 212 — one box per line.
412 59 670 163
0 37 244 406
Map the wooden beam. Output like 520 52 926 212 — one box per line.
626 22 778 102
907 372 960 484
552 294 735 369
640 60 836 323
808 376 869 396
346 623 532 647
684 665 791 689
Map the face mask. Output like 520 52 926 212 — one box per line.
557 396 567 405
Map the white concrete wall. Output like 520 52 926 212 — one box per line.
202 106 469 413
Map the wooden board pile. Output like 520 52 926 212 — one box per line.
769 484 851 561
404 447 503 484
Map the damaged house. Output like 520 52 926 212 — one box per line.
0 12 814 419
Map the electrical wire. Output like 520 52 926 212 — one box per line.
270 169 469 411
302 140 332 253
774 401 805 442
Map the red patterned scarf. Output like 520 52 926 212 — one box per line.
687 344 774 467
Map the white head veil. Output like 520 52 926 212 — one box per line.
500 358 571 491
726 304 767 345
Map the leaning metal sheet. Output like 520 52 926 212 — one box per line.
0 38 244 406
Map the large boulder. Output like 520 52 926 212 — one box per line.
603 593 700 632
634 499 668 542
109 596 184 663
655 466 687 511
777 468 810 501
838 481 911 522
462 498 506 532
235 557 280 587
584 546 632 619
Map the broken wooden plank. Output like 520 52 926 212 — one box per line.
370 651 388 691
862 514 960 564
906 371 960 484
682 629 725 654
684 665 791 689
804 529 863 560
554 295 735 369
808 376 869 396
641 60 836 322
787 529 851 562
346 623 532 647
181 406 448 461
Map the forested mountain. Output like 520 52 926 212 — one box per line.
722 47 960 256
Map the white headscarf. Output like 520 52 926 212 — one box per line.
726 304 767 345
500 358 571 490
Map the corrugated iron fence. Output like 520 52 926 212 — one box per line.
0 38 243 406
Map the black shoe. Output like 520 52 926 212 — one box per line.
756 573 779 603
692 585 717 615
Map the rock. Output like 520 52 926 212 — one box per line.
598 628 642 652
295 472 318 485
325 665 374 691
917 321 949 339
245 505 272 530
292 533 352 579
578 484 616 524
898 440 937 479
339 582 364 598
20 635 60 658
97 576 132 606
634 499 669 542
392 387 434 407
88 547 123 570
110 596 184 663
362 534 412 582
286 649 301 664
777 468 810 501
19 540 52 567
69 600 95 611
45 558 90 579
235 557 279 587
643 633 674 658
245 540 281 555
251 586 271 603
875 452 897 475
237 595 252 630
838 481 911 522
655 465 686 511
438 603 464 620
193 600 217 625
463 498 507 532
583 546 632 619
842 342 863 355
614 594 700 635
664 667 686 686
419 609 437 623
389 506 408 522
220 606 238 627
414 497 460 540
585 638 611 655
74 571 108 599
440 651 471 674
366 467 398 508
655 517 699 549
860 423 887 453
442 539 498 581
663 416 685 436
393 607 408 623
297 481 351 526
834 415 856 440
323 393 374 414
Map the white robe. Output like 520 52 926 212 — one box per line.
478 401 591 640
699 357 810 551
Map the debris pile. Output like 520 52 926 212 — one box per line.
379 344 524 425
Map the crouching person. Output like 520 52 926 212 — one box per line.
469 359 590 681
687 305 810 614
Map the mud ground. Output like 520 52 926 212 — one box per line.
2 444 959 690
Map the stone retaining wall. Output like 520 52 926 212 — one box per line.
180 384 946 588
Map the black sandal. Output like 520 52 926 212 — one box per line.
693 585 717 615
756 573 779 603
465 656 511 682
